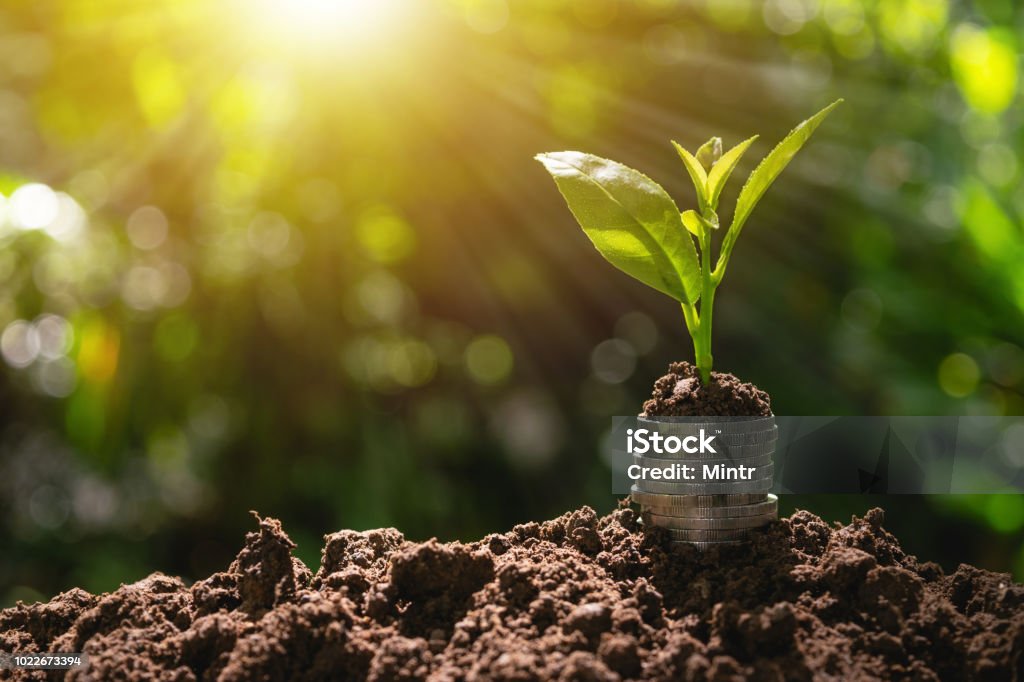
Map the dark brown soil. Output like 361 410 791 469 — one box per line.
641 362 772 417
3 506 1023 681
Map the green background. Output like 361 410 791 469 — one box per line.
1 0 1023 606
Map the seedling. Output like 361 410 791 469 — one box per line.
536 100 841 384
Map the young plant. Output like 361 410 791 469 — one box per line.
536 100 841 385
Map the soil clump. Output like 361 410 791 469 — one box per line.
641 362 772 418
3 505 1023 680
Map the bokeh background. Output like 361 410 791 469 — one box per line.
1 0 1023 606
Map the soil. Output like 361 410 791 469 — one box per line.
3 506 1023 681
641 362 772 417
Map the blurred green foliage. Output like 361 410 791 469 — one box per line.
1 0 1023 605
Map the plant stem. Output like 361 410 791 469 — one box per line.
683 301 703 373
681 301 699 338
696 222 715 384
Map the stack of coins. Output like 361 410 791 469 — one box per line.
630 417 778 548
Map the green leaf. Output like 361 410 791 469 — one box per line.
695 137 722 172
536 151 701 304
671 141 708 213
681 209 703 237
683 209 720 235
729 99 842 238
706 135 758 209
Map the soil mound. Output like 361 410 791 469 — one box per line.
641 361 772 417
3 505 1022 681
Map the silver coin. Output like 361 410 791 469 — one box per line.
631 453 774 469
633 480 773 496
714 440 777 456
642 511 776 530
712 430 774 446
672 539 746 550
663 527 761 542
639 494 776 518
638 416 775 434
714 428 778 446
715 438 777 453
629 490 766 508
640 508 775 524
639 494 778 518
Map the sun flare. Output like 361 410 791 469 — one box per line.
244 0 406 53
